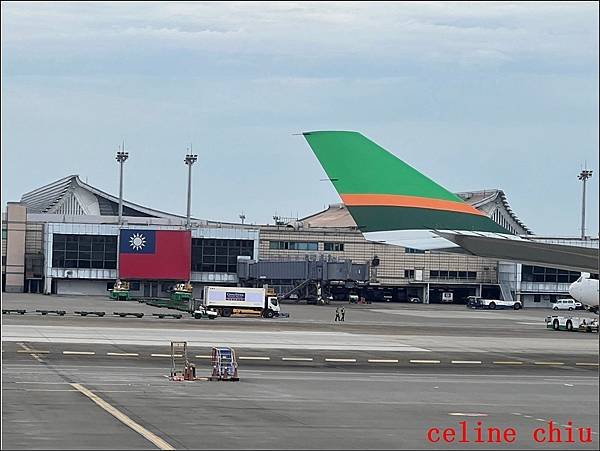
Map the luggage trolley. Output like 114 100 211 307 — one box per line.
169 341 197 381
209 347 239 381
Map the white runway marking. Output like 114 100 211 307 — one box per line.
71 383 175 450
449 413 488 417
2 325 431 352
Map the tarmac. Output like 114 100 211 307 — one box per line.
2 293 598 449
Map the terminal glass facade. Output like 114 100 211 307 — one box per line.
191 238 254 274
51 234 117 269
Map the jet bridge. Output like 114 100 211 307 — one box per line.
237 256 370 301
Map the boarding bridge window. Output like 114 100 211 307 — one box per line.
192 238 254 273
324 242 344 252
269 241 318 251
52 234 117 269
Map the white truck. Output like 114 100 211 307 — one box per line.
466 296 523 310
200 286 281 318
545 315 598 333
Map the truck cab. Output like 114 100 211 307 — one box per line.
264 296 280 318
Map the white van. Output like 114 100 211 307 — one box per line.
552 298 579 311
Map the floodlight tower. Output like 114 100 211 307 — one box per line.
185 150 198 229
578 169 593 239
115 146 129 226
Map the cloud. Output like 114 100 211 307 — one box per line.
2 1 597 75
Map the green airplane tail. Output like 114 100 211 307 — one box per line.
302 130 510 234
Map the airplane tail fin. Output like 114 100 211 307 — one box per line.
302 130 510 234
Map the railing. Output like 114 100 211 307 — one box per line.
519 281 572 294
408 276 498 284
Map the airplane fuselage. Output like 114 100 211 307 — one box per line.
569 273 599 309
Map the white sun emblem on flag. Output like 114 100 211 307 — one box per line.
129 233 146 251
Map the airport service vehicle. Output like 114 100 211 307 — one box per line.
545 315 598 333
408 297 422 303
192 307 218 320
201 286 280 318
552 298 581 311
466 296 522 310
109 280 130 301
170 282 193 302
441 292 453 303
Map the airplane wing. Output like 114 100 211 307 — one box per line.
435 231 599 273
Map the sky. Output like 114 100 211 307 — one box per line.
2 1 598 236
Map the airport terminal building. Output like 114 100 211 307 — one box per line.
2 175 594 307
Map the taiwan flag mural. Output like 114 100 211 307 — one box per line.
119 229 191 280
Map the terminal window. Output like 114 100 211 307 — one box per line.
52 234 117 269
324 242 344 252
430 270 477 280
192 238 254 273
405 248 425 254
269 241 318 251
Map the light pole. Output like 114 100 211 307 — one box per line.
116 147 129 225
115 146 129 283
184 151 198 229
578 169 593 239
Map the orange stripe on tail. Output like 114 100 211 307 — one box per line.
341 194 485 216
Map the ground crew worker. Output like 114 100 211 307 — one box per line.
340 307 345 322
335 307 340 322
